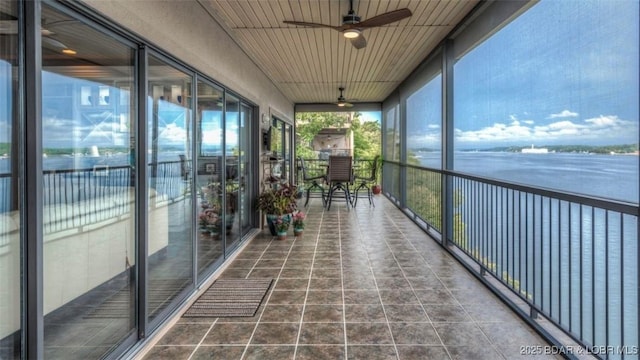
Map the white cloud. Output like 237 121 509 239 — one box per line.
455 121 532 142
159 123 186 144
408 132 440 145
584 115 622 128
456 114 637 144
548 110 579 119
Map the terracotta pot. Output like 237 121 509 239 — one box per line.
372 184 382 194
294 229 304 237
277 231 287 240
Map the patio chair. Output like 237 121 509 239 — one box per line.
298 157 326 206
352 155 379 207
325 155 353 210
179 154 191 181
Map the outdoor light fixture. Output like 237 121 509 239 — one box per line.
343 29 360 39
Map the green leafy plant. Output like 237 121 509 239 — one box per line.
257 183 298 215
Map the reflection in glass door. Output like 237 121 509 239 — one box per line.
0 1 20 358
147 55 193 323
40 5 137 359
195 81 225 278
239 104 253 236
224 95 241 253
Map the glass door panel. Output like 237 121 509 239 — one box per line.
195 81 224 278
0 1 21 358
41 5 137 359
147 55 193 323
224 95 241 253
239 104 253 236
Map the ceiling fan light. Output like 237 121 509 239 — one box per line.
337 102 346 107
62 48 76 55
343 29 360 39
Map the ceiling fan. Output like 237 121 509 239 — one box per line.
336 87 353 108
0 19 77 54
283 0 412 49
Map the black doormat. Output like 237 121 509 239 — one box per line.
182 278 273 318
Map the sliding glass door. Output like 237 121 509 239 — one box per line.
146 55 194 323
195 81 225 278
0 1 20 358
41 4 137 359
238 104 254 237
224 94 241 253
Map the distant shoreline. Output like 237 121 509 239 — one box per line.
411 143 639 155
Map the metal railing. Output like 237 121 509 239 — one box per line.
390 161 639 359
295 158 377 186
0 160 188 235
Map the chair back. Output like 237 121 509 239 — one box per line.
327 156 353 183
369 155 380 181
179 154 191 180
298 157 311 180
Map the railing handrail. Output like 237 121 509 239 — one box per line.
1 160 189 235
393 160 639 216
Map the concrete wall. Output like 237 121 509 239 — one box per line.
81 0 295 125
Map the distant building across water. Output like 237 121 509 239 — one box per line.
521 144 549 154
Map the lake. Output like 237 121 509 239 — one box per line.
413 151 638 203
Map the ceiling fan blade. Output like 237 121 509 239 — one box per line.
350 34 367 49
283 20 340 31
356 8 412 28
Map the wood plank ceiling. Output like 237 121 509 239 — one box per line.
197 0 479 105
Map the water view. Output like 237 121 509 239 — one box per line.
412 151 638 203
411 151 637 355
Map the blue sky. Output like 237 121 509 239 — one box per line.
408 0 639 150
360 111 381 123
4 1 637 152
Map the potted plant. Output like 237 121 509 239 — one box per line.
273 215 291 240
257 183 298 235
371 155 382 195
292 211 306 236
199 208 221 239
200 181 238 235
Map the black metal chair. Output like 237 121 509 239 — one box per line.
298 157 327 206
179 154 191 181
352 155 379 207
325 155 353 210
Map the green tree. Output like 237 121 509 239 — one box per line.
294 111 380 160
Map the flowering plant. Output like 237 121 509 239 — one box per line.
292 212 306 229
199 208 220 229
273 215 290 233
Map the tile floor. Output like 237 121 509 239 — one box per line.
141 196 558 359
